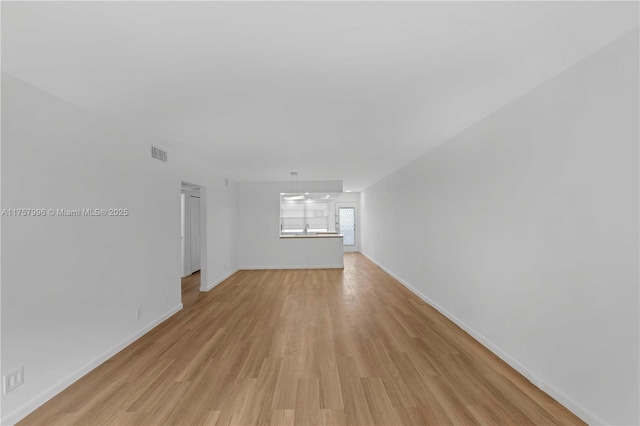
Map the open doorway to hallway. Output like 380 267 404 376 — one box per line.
181 181 205 306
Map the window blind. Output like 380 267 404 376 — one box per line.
281 201 329 233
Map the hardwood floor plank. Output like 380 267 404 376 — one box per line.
318 354 344 409
336 356 375 426
423 375 481 425
294 378 321 426
18 254 585 426
193 410 221 426
319 408 347 426
269 409 294 426
216 378 257 426
361 377 402 426
393 406 427 425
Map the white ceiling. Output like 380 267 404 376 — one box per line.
2 2 638 190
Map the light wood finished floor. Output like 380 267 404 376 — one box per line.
20 253 584 425
182 270 201 309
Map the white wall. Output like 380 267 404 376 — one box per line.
361 29 639 425
0 73 238 424
237 181 344 269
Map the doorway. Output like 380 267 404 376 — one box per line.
181 188 201 276
336 202 358 252
181 182 205 303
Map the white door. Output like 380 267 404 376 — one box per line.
337 203 358 252
190 195 201 272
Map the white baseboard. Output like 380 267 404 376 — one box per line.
201 268 239 292
359 251 604 426
1 303 184 426
239 264 344 270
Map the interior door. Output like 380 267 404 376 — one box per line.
190 195 201 272
337 203 358 252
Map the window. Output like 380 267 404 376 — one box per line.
280 193 335 234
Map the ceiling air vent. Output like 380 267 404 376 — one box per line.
151 145 167 162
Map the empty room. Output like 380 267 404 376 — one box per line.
1 1 639 425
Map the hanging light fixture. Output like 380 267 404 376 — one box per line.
284 172 305 201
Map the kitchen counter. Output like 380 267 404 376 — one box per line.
249 232 344 269
280 233 343 239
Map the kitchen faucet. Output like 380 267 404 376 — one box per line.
304 224 309 235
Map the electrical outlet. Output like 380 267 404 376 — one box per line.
3 366 24 394
136 307 142 320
